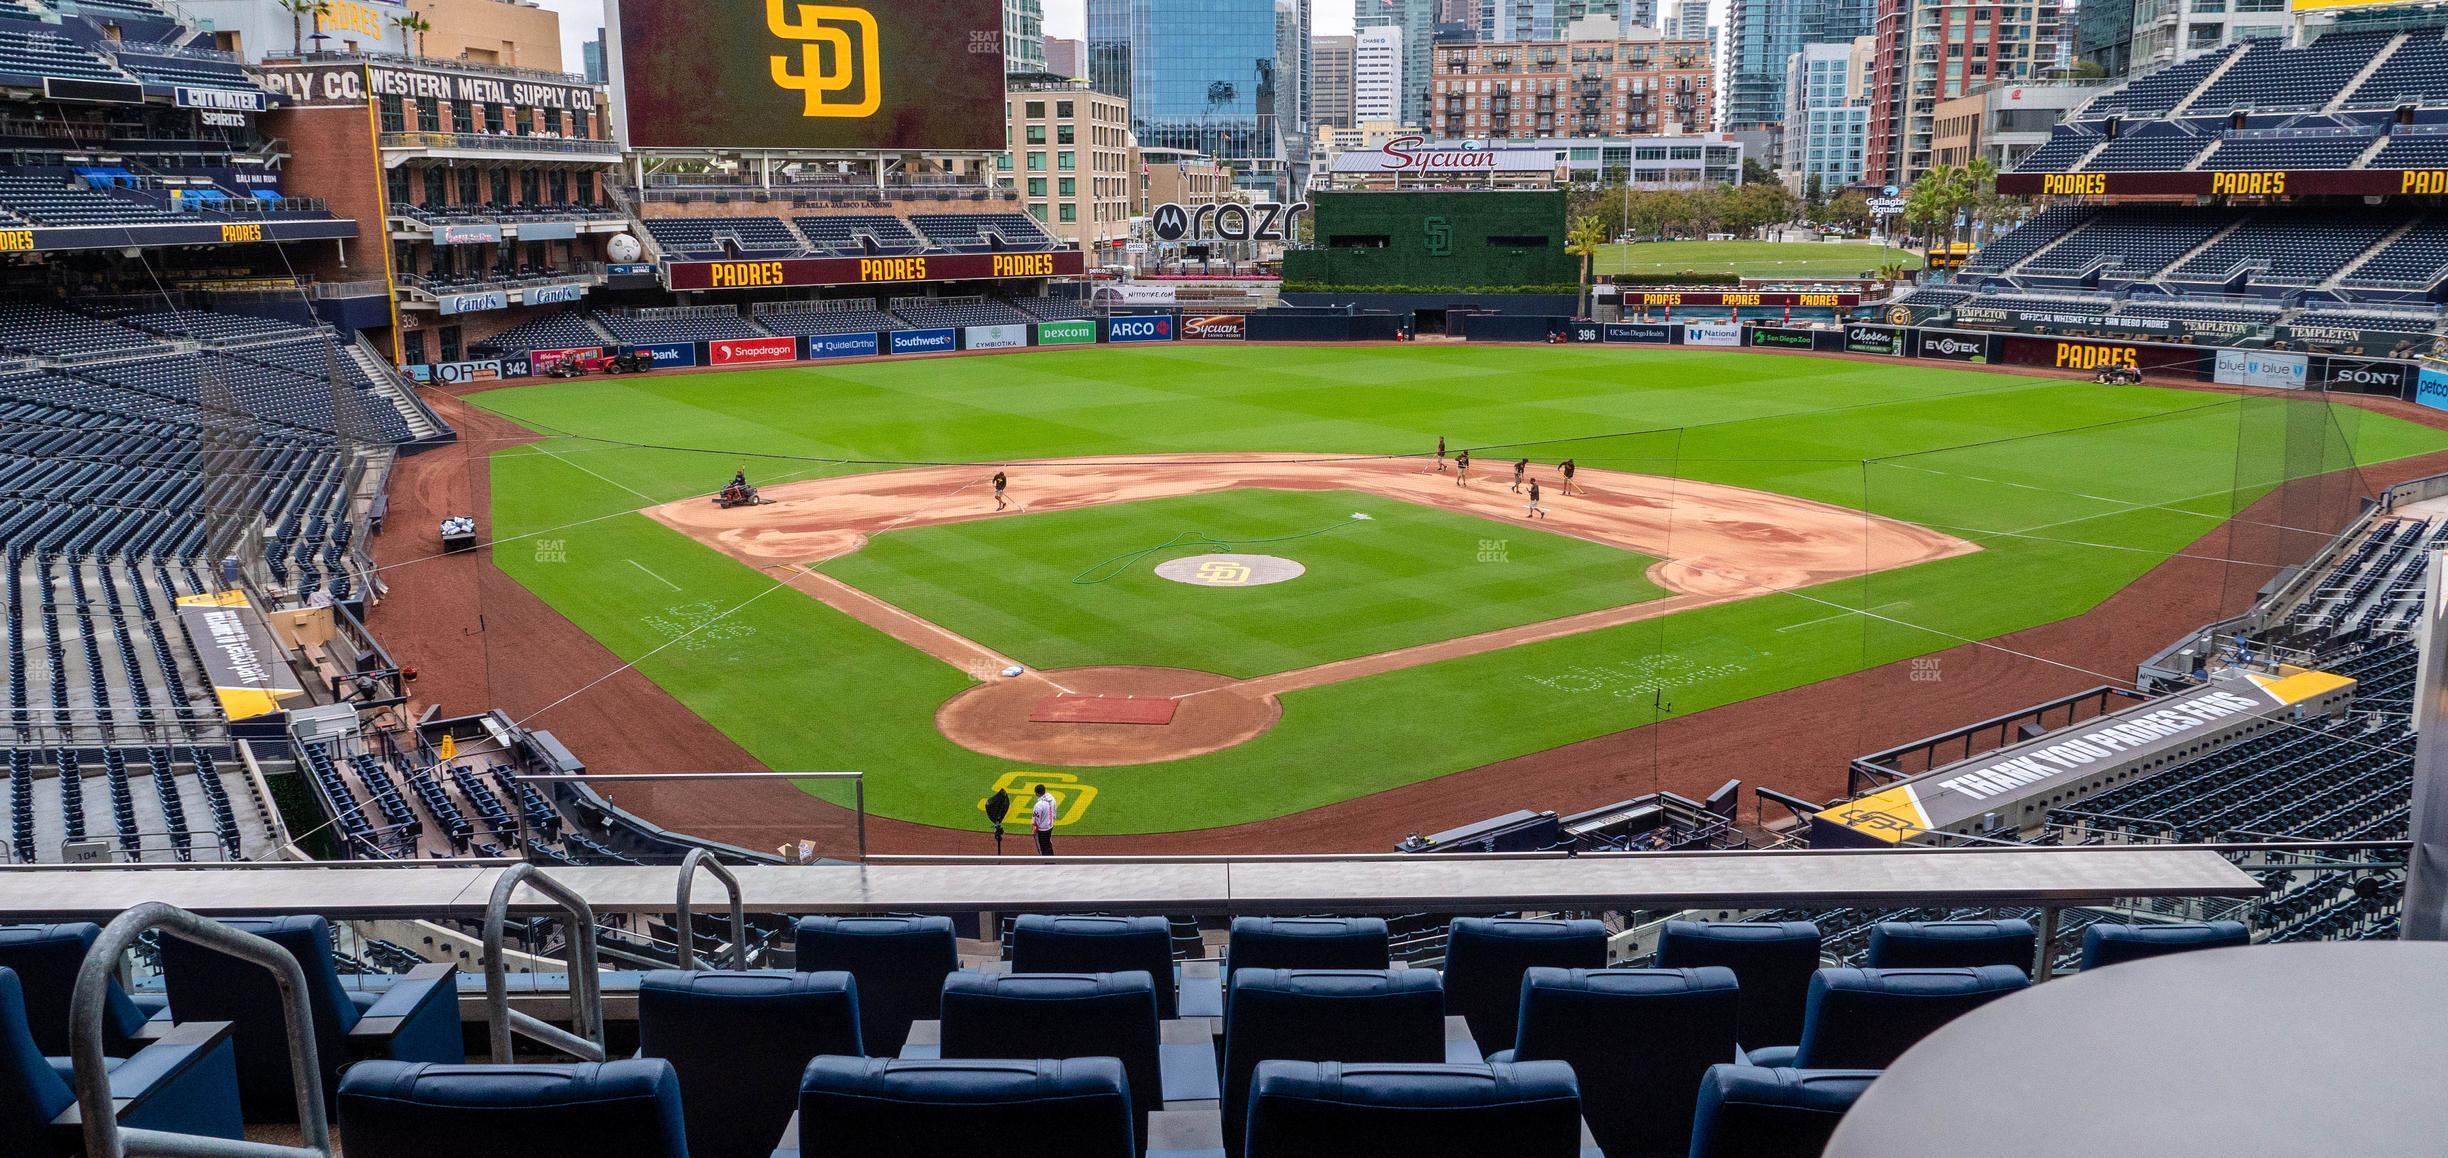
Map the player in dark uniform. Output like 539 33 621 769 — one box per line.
993 470 1009 511
1435 436 1448 472
1454 449 1471 487
1511 457 1528 493
1560 458 1577 496
1526 477 1546 519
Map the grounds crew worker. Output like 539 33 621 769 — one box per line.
1032 783 1058 856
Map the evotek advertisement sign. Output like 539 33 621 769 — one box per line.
1603 322 1676 344
708 336 800 366
2213 348 2309 390
1748 326 1817 350
665 250 1083 291
1327 135 1561 175
1149 201 1309 243
1105 316 1176 344
608 0 1005 151
807 332 880 359
1844 326 1903 356
1917 330 1992 363
1183 315 1247 341
1680 322 1741 347
1036 319 1097 345
889 328 957 355
963 324 1028 351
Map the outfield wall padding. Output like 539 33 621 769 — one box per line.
1246 312 1404 342
1463 314 1572 342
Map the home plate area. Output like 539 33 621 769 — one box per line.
1030 694 1181 726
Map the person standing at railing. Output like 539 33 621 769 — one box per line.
1032 783 1058 857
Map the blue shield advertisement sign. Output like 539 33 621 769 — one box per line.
1105 315 1175 343
632 341 697 368
807 332 880 359
890 328 958 355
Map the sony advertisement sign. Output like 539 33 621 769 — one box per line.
2323 357 2411 394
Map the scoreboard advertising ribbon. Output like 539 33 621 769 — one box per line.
174 592 305 721
611 0 1009 152
664 250 1083 291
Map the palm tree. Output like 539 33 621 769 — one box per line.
1565 214 1608 320
392 13 431 57
282 0 327 56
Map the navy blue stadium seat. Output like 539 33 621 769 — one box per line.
0 923 153 1056
1865 919 2037 971
0 966 244 1155
2079 921 2250 971
1244 1061 1587 1158
1656 920 1824 1049
1222 969 1448 1158
1011 915 1179 1019
794 1056 1136 1158
1440 917 1608 1054
938 970 1168 1126
1745 966 2027 1070
1226 917 1390 977
638 969 862 1158
157 915 461 1121
1687 1065 1879 1158
337 1059 687 1158
1492 967 1740 1158
794 915 957 1057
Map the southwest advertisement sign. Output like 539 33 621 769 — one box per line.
807 332 880 359
1604 322 1676 344
1105 316 1176 344
889 328 957 355
1037 319 1097 345
963 324 1028 351
2213 348 2309 390
708 335 800 367
1844 326 1904 356
1917 330 1992 363
609 0 1007 151
174 592 305 722
1183 315 1247 341
664 249 1082 291
633 341 697 368
1999 168 2448 198
1681 322 1742 347
1748 326 1817 350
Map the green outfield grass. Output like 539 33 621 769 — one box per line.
468 345 2448 834
819 489 1671 679
1598 239 1922 279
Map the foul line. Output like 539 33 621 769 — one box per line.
627 559 682 592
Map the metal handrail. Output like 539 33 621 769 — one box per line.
481 863 606 1063
71 902 330 1157
673 848 747 971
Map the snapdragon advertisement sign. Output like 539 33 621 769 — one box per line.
807 332 881 359
1105 315 1175 344
889 328 957 355
1037 319 1097 345
963 324 1028 351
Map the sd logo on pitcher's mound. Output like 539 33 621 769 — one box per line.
1155 554 1305 588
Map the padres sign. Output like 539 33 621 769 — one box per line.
1154 554 1306 588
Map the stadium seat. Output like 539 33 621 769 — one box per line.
1011 915 1180 1019
637 969 862 1158
157 915 461 1121
336 1059 688 1158
1864 919 2037 971
790 1056 1141 1158
1243 1060 1590 1158
1744 966 2028 1070
2078 921 2251 971
1440 917 1608 1054
0 966 244 1155
1656 920 1824 1049
794 915 957 1057
1225 917 1391 977
1221 968 1452 1157
1686 1065 1880 1158
931 969 1215 1126
0 923 156 1056
1491 967 1740 1158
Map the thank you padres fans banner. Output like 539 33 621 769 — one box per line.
175 592 305 721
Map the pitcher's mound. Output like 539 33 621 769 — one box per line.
940 666 1280 766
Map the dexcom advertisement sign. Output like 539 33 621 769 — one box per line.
1037 319 1097 345
1105 315 1175 344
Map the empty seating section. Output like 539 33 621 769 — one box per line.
479 310 606 354
1015 295 1098 321
753 304 900 336
2169 212 2399 285
2293 308 2443 334
2342 28 2448 108
640 216 806 256
1962 205 2095 273
2021 209 2235 278
0 168 186 225
0 23 130 85
108 48 254 90
2113 300 2282 330
908 212 1060 251
2191 31 2394 113
120 309 310 343
595 309 762 344
2081 130 2210 172
792 214 925 254
2007 131 2099 173
2342 219 2448 288
0 302 151 356
2203 133 2373 171
2078 41 2247 118
2369 133 2448 168
890 297 1034 329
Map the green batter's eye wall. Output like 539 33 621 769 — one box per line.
1282 190 1580 292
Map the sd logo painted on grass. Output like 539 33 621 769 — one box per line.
980 772 1096 826
1154 554 1304 588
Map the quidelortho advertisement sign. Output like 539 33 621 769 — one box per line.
2213 348 2309 390
963 324 1028 351
1603 322 1675 344
807 332 880 359
1681 321 1741 347
889 328 958 355
1917 330 1992 363
1105 315 1175 344
1037 319 1097 345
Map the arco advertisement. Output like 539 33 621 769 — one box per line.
1105 315 1175 344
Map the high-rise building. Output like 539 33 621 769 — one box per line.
1044 35 1086 78
1088 0 1309 196
1006 0 1048 73
1867 0 2064 185
1355 0 1440 127
1003 80 1134 254
1429 28 1714 139
1355 24 1406 123
1481 0 1557 43
1553 1 1656 33
2074 0 2290 78
581 32 604 85
1313 34 1357 128
1721 0 1874 131
1779 38 1871 194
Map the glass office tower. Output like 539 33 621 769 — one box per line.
1093 0 1307 196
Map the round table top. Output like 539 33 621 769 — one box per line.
1825 941 2448 1158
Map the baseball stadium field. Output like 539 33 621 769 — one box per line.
462 344 2448 837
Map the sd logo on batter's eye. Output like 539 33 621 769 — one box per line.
1196 561 1255 586
765 0 881 119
